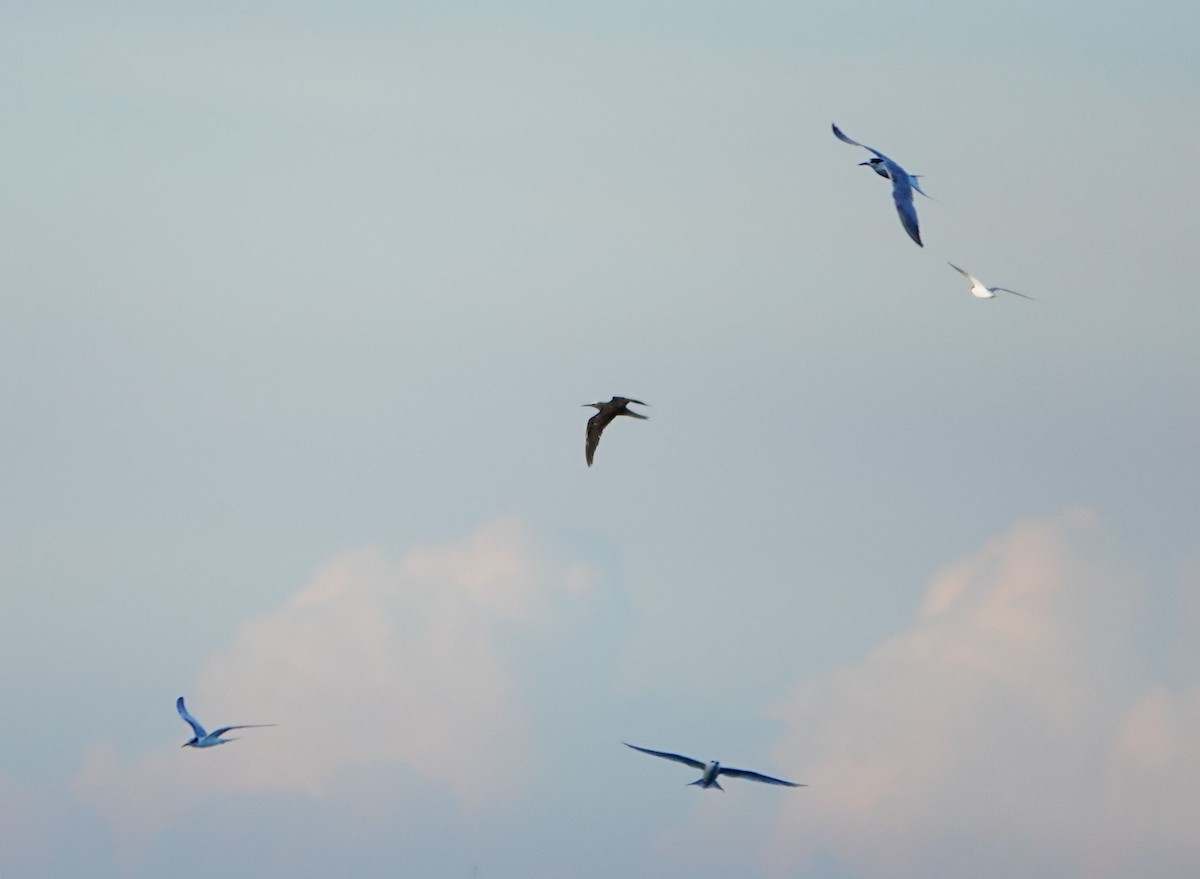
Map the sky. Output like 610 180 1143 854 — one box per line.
1 1 1199 877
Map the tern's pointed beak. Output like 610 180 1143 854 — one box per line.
857 161 870 166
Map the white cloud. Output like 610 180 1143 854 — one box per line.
767 509 1200 878
73 517 597 847
1098 682 1200 876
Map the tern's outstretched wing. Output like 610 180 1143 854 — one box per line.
210 724 277 738
832 123 884 158
994 288 1035 300
718 766 805 787
888 172 922 246
176 696 208 739
948 263 982 287
623 743 706 770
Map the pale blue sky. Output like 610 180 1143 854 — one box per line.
2 2 1199 877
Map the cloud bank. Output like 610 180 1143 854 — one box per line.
768 509 1200 878
74 518 598 847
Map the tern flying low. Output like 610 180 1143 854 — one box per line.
832 123 925 247
177 696 276 748
583 397 648 467
948 263 1034 300
623 742 804 790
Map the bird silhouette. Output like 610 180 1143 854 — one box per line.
176 696 276 748
949 262 1034 300
832 123 925 246
623 742 804 790
583 397 648 467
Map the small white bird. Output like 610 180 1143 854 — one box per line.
948 263 1034 300
177 696 275 748
623 742 804 790
832 123 925 247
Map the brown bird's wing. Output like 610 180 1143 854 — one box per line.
586 410 614 467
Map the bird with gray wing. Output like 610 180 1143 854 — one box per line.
583 397 648 467
177 696 276 748
832 123 926 247
623 742 804 790
948 262 1035 300
859 157 930 198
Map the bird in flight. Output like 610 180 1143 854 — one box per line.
948 262 1034 300
858 157 930 198
176 696 276 748
623 742 804 790
583 397 648 467
832 123 925 247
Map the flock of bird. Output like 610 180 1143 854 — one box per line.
580 124 1034 468
176 120 1033 794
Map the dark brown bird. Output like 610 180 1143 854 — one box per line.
583 397 648 466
